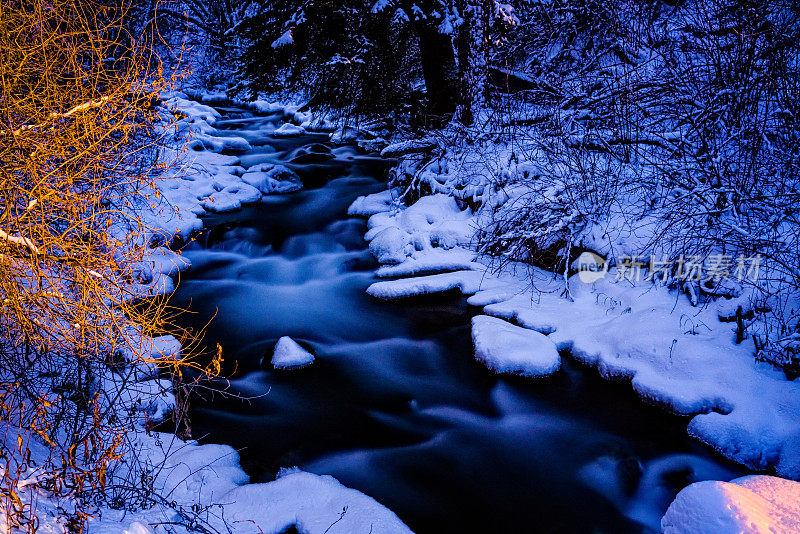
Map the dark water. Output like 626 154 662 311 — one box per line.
170 105 744 533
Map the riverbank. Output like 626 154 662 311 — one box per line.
22 91 797 533
154 94 796 533
346 127 800 531
11 93 412 534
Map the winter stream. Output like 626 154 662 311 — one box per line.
171 104 744 533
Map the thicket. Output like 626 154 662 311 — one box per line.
0 0 211 530
475 0 800 372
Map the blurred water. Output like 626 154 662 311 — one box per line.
171 106 744 534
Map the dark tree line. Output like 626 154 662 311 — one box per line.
148 0 518 125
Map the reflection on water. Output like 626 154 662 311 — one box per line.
171 107 744 534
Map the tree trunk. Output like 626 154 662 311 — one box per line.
416 24 459 118
456 0 491 125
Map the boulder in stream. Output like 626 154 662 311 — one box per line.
271 336 315 370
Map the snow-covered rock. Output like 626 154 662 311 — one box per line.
242 164 303 194
271 336 315 369
348 190 397 216
661 475 800 534
472 315 561 376
272 122 307 137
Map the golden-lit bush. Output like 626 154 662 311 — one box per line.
0 0 203 530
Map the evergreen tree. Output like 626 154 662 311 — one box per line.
231 0 518 123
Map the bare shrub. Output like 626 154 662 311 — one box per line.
477 0 800 370
0 0 214 530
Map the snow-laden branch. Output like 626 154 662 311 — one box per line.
0 229 40 255
0 96 111 137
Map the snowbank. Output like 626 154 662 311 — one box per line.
207 469 412 534
273 122 307 137
661 475 800 533
85 435 410 533
351 188 800 480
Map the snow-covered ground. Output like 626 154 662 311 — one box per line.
349 184 800 531
86 433 410 534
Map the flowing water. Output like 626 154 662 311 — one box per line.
170 104 744 533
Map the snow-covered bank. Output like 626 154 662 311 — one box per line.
350 189 800 480
349 181 800 529
11 95 411 534
86 435 410 533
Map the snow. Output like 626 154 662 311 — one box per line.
272 29 294 48
123 93 313 297
580 453 740 531
364 193 474 264
472 314 561 376
81 433 412 533
380 137 438 158
273 122 307 137
661 475 800 534
352 187 800 479
206 469 413 534
272 336 316 369
348 189 398 216
241 164 303 194
375 247 478 277
368 269 501 299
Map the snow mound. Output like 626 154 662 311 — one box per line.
208 469 412 534
364 193 473 264
472 315 561 376
272 122 307 137
242 164 303 194
348 190 396 216
662 475 800 534
272 336 315 369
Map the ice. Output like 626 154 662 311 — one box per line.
661 475 800 533
471 315 560 376
272 336 315 369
